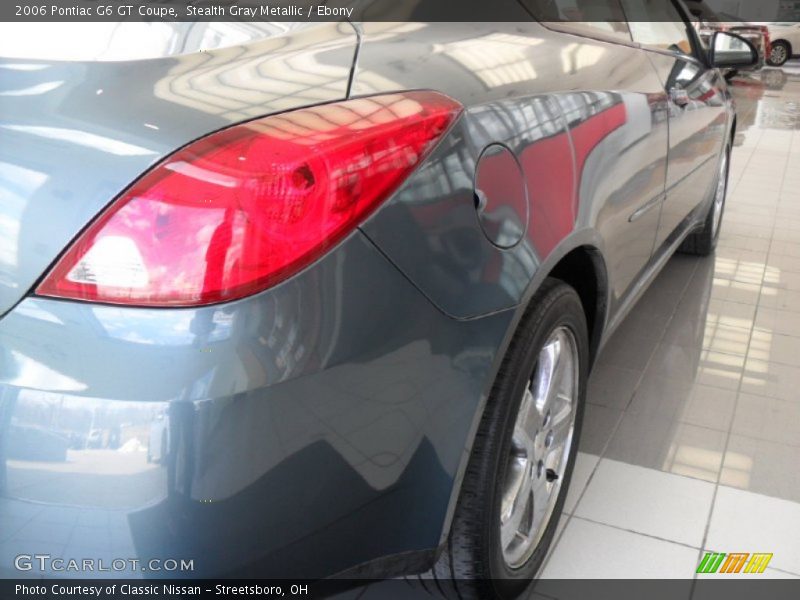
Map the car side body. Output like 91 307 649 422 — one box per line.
763 22 800 64
0 9 735 582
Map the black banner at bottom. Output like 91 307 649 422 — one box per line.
2 579 800 600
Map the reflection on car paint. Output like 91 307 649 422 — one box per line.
0 19 776 582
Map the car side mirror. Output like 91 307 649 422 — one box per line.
709 31 759 68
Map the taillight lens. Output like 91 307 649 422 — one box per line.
762 28 771 55
36 92 462 306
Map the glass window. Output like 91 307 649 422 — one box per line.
620 0 694 56
521 0 632 42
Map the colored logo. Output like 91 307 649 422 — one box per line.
697 552 773 574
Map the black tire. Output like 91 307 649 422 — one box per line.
427 278 589 599
767 40 791 67
679 143 731 257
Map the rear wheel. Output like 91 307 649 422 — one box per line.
768 41 790 66
679 143 730 256
429 278 589 599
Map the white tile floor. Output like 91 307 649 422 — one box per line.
539 61 800 580
542 516 700 579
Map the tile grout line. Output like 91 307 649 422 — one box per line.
540 259 700 574
566 514 706 551
694 129 790 578
543 81 800 576
769 565 800 578
689 121 770 587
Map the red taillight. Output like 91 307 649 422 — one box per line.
761 27 772 55
37 92 462 306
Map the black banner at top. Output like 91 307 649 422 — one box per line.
3 0 800 23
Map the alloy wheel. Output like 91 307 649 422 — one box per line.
499 326 578 569
770 45 788 65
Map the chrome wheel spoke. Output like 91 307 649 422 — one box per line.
500 453 528 525
530 464 553 541
547 400 573 460
514 388 539 451
500 472 533 551
531 335 564 427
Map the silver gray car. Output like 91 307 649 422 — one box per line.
0 1 758 597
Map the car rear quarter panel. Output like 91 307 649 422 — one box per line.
0 231 513 578
355 22 672 320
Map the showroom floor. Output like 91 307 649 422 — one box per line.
539 61 800 581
